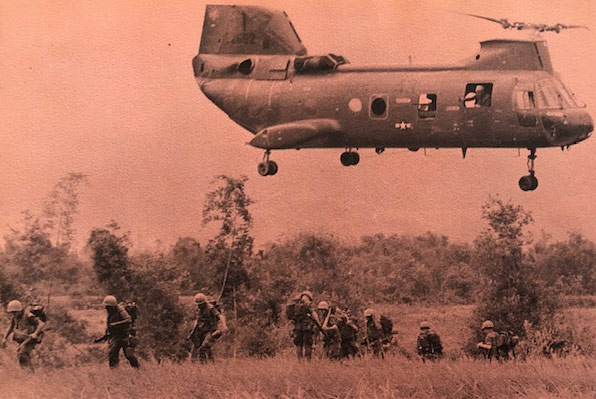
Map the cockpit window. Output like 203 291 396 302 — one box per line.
535 79 585 109
554 79 585 108
535 84 560 109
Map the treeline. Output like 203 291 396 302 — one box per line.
1 174 596 361
4 229 596 307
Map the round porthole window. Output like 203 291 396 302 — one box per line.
348 98 362 113
371 97 387 116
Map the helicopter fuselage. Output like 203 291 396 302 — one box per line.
198 65 592 150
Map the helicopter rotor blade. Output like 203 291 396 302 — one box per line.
452 11 509 28
560 24 590 30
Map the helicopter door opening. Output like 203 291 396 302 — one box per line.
464 83 493 108
418 93 437 119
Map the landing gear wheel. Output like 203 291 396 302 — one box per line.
258 150 278 176
341 152 352 166
519 174 538 191
341 151 360 166
258 160 278 176
268 160 278 176
258 162 270 176
519 148 539 191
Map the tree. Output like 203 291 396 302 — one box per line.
2 211 65 284
87 222 131 299
470 197 558 342
0 173 87 291
535 232 596 294
42 172 88 252
202 175 254 299
170 237 205 292
129 251 187 361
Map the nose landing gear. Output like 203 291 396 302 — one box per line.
519 148 538 191
258 150 278 176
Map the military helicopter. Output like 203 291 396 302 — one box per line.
193 5 593 191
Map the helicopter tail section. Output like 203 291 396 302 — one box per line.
468 40 553 73
199 5 307 56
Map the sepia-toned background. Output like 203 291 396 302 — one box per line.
1 0 595 247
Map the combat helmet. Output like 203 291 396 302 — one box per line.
301 290 313 301
420 321 431 330
6 300 22 312
364 308 375 318
194 293 208 305
102 295 118 306
481 320 494 330
317 301 329 311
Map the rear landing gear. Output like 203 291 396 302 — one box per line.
519 148 538 191
340 150 360 166
258 150 278 176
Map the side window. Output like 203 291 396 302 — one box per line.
515 91 537 127
369 95 388 119
515 91 535 110
418 93 437 119
464 83 493 108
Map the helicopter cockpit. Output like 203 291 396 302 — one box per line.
515 78 592 145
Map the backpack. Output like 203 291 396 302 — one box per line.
285 300 300 321
497 330 519 349
28 304 48 322
208 299 222 314
419 330 442 354
121 301 138 325
380 315 393 336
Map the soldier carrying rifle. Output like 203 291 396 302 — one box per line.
94 295 139 369
286 290 320 361
2 300 46 371
187 292 227 363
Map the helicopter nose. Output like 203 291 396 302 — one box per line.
576 112 593 141
542 110 593 145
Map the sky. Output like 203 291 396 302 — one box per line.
1 0 596 251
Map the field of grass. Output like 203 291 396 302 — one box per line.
3 355 596 398
3 301 596 398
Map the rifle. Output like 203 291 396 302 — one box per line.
93 330 110 344
17 335 40 351
14 325 51 350
310 312 330 339
186 323 198 341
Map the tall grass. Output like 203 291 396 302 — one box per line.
2 355 596 399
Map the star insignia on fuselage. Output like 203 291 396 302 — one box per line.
395 121 412 130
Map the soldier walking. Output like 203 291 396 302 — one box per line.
416 321 443 362
94 295 140 369
337 309 359 359
1 300 46 371
314 301 330 358
187 293 227 363
477 320 499 361
363 308 384 357
287 290 319 361
320 309 341 360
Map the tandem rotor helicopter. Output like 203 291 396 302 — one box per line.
193 5 593 191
